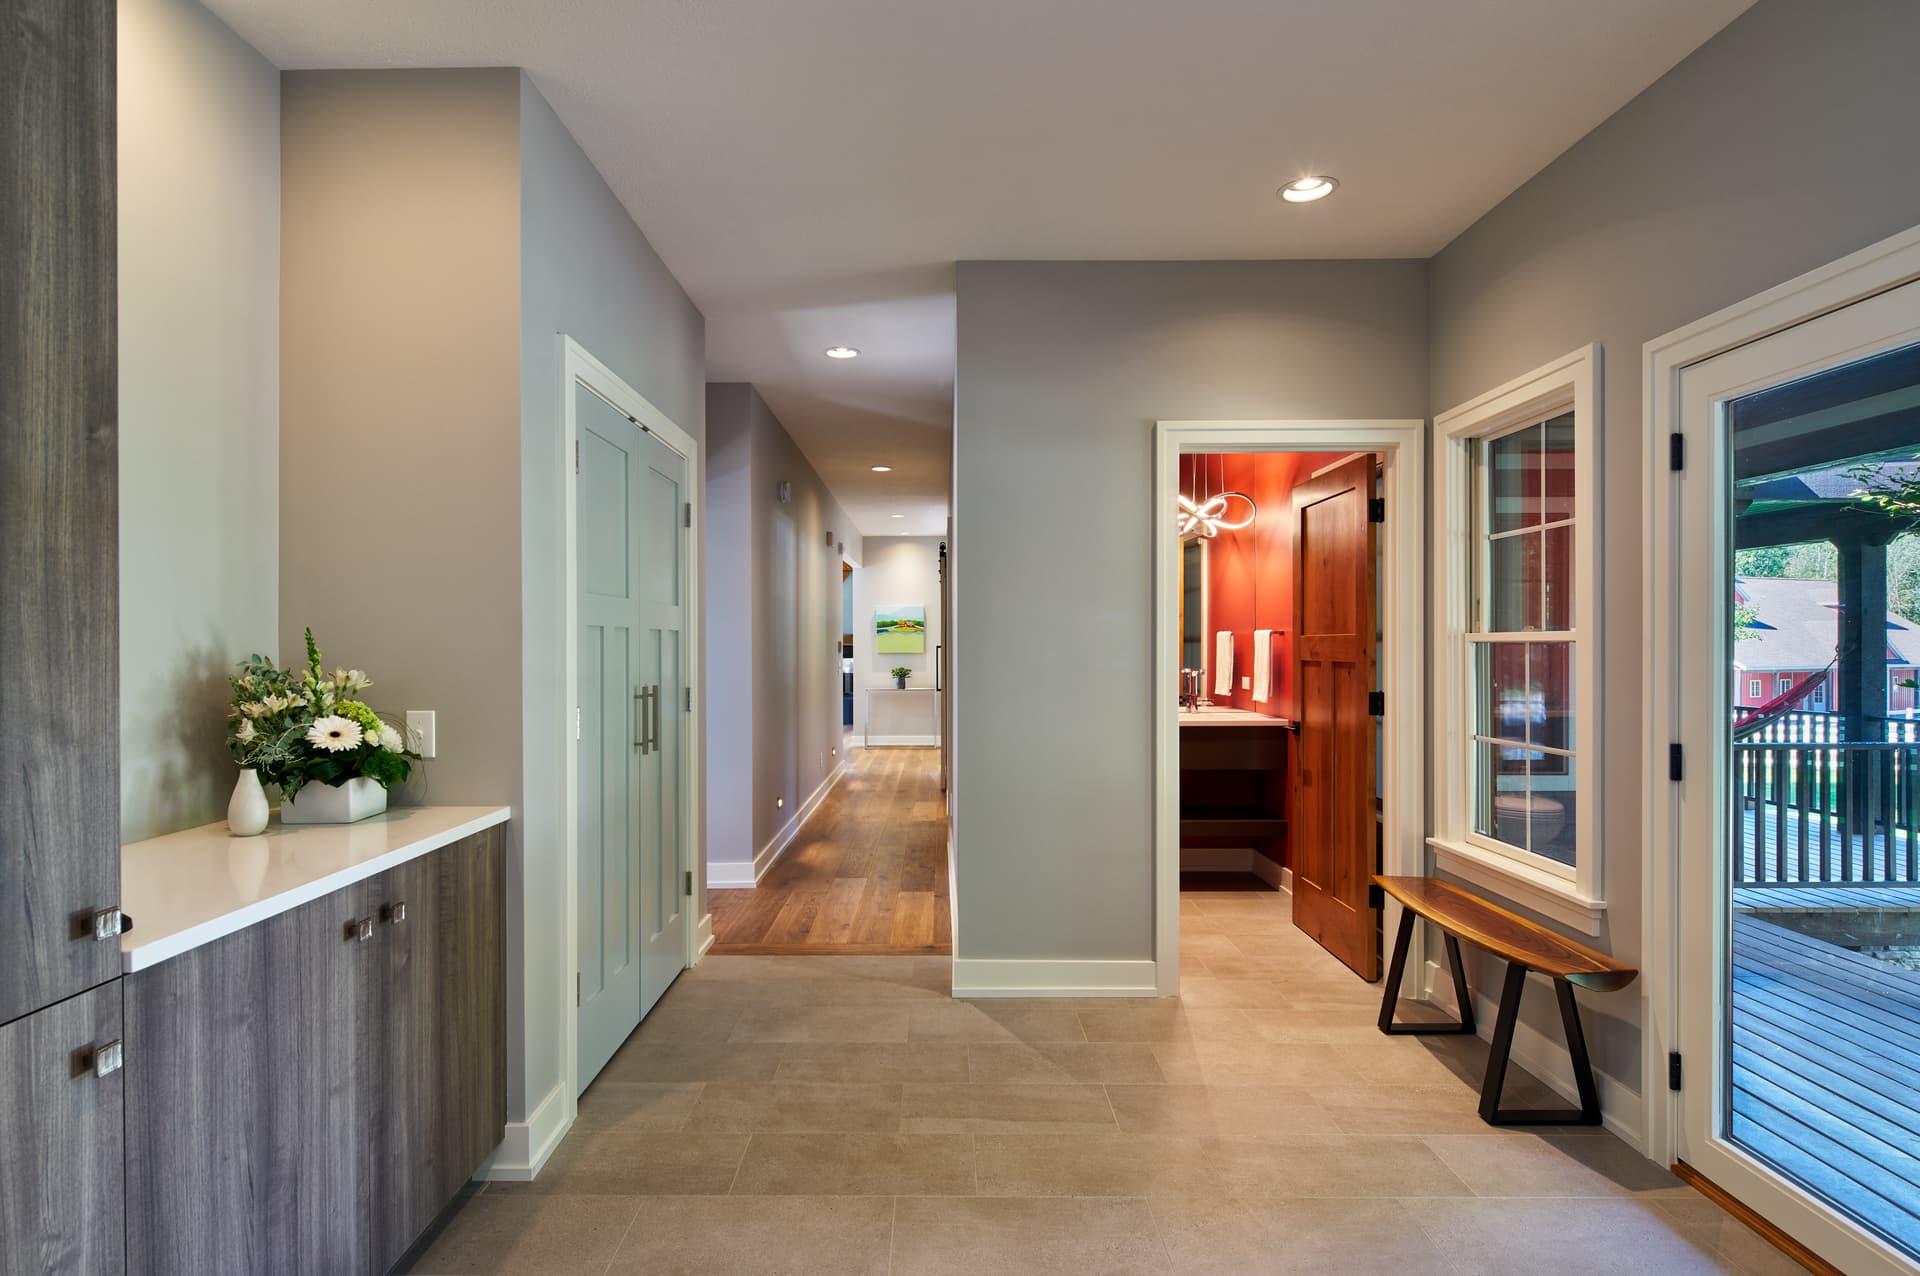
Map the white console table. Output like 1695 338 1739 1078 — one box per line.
865 686 941 747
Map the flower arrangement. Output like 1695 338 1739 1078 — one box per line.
227 629 419 801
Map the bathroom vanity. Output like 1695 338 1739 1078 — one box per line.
1179 707 1293 869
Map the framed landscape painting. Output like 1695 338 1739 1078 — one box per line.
875 604 927 654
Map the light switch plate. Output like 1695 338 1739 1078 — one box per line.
1241 676 1251 691
406 709 437 758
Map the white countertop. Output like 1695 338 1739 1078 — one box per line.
121 804 512 972
1178 707 1293 727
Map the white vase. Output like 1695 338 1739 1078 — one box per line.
227 768 270 836
280 776 389 825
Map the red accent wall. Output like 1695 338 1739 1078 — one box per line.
1180 451 1352 871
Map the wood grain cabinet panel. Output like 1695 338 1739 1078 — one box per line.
124 880 381 1276
368 825 507 1269
0 0 123 1028
0 984 126 1276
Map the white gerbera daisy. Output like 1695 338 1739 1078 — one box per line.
306 715 363 753
376 723 404 752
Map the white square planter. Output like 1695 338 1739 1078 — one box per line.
280 776 388 825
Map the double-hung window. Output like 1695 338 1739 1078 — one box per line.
1431 346 1603 931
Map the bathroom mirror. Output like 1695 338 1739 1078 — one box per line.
1180 538 1208 672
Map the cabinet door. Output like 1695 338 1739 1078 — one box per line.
0 983 125 1276
0 0 122 1028
125 880 382 1276
369 828 507 1269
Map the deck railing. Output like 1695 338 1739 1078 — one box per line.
1734 721 1920 885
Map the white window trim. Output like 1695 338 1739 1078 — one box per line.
1430 344 1605 933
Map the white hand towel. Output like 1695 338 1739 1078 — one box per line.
1253 630 1273 702
1214 631 1234 697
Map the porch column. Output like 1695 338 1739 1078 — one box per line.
1836 534 1890 741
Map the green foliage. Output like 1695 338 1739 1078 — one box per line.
890 666 912 679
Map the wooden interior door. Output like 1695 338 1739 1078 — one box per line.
1291 454 1380 980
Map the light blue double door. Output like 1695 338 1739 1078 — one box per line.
576 383 687 1092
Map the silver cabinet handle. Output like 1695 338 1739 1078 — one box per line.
345 916 375 944
89 907 131 940
88 1039 123 1079
383 901 407 925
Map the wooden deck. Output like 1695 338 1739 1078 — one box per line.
1730 913 1920 1253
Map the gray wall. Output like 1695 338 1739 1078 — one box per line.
117 0 280 842
518 77 707 1123
704 383 856 878
952 261 1428 960
851 536 944 740
1428 0 1920 1103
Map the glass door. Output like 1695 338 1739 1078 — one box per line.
1675 277 1920 1275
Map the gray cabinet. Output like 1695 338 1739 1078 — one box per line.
369 825 507 1271
0 0 123 1028
125 830 506 1276
124 880 379 1275
0 985 125 1276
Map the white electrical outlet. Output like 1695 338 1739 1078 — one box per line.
406 710 437 758
1241 676 1251 691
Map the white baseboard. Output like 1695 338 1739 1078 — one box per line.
1251 855 1288 891
695 912 715 960
1423 958 1646 1151
704 763 847 890
952 958 1158 999
863 734 939 747
478 1080 571 1182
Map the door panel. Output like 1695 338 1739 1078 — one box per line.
636 434 687 1018
1675 280 1920 1275
577 388 645 1089
0 0 122 1028
1291 454 1379 980
0 983 124 1276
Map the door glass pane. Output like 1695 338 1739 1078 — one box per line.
1723 337 1920 1260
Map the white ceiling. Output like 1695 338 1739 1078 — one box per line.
207 0 1753 537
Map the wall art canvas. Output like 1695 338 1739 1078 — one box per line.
875 604 927 654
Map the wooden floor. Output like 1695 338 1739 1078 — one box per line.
1730 913 1920 1256
708 746 950 956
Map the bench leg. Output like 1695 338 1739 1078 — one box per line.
1376 908 1476 1036
1478 962 1603 1127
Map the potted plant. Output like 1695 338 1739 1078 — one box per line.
891 666 912 689
225 629 421 829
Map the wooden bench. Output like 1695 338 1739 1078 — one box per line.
1373 875 1638 1127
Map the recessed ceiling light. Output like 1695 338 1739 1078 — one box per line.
871 465 892 472
890 513 904 519
1279 176 1338 204
825 346 860 359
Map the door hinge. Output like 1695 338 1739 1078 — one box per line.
685 686 693 712
684 502 692 528
1367 883 1384 909
1669 432 1685 472
575 972 581 1006
1669 743 1685 782
1367 497 1386 524
684 870 694 897
1668 1051 1683 1091
1367 690 1385 716
574 440 580 473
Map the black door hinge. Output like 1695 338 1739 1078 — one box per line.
1367 497 1386 524
684 870 694 897
1669 743 1684 782
1367 690 1385 716
1367 883 1384 909
1669 433 1686 472
684 502 692 528
1668 1051 1683 1091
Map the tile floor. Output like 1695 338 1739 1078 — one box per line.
406 888 1802 1275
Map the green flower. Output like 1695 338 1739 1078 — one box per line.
335 700 383 735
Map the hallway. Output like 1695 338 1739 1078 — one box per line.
707 748 951 956
407 890 1797 1276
